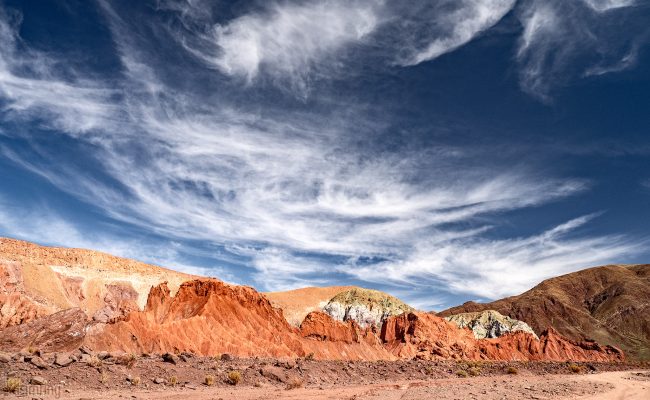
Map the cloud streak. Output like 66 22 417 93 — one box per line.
516 0 648 100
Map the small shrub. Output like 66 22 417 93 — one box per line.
3 378 21 393
456 370 468 378
168 376 178 386
568 363 583 374
227 370 241 385
204 375 215 386
468 366 481 377
118 353 137 369
424 366 434 375
506 366 518 375
88 356 103 368
286 377 304 390
130 376 141 386
100 371 109 384
304 352 315 361
26 346 38 354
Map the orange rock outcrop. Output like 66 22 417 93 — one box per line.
79 279 623 362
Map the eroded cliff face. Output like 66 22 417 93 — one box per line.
81 280 623 363
381 312 624 362
0 238 196 328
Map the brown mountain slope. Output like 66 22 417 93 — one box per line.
439 264 650 360
0 237 196 327
265 286 356 326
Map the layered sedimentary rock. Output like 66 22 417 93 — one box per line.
439 264 650 360
323 288 413 328
445 310 538 339
0 238 196 328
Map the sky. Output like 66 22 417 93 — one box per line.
0 0 649 310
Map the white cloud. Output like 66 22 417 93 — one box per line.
396 0 516 66
185 0 381 93
516 0 645 100
0 9 117 134
343 214 644 300
582 0 636 12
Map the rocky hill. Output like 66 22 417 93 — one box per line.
0 278 624 362
439 264 650 360
265 286 355 326
445 310 538 339
323 288 414 328
0 239 630 363
0 237 195 328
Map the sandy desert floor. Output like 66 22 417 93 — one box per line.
2 355 649 400
3 370 649 400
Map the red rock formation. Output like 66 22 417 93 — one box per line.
380 312 624 362
80 280 622 362
85 279 307 358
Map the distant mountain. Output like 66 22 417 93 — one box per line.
439 264 650 360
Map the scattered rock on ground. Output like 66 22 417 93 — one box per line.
30 376 47 385
163 352 179 365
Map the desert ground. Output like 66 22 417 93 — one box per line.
2 354 649 400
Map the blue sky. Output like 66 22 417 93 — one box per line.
0 0 649 310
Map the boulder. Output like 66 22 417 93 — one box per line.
30 376 47 385
260 365 288 383
162 352 178 365
0 351 11 363
54 353 74 367
30 356 49 369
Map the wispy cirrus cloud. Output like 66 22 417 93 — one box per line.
0 1 646 308
392 0 516 66
516 0 648 100
344 213 644 300
0 9 117 134
203 0 380 89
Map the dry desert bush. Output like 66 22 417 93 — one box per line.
286 377 304 390
227 370 241 385
3 377 21 393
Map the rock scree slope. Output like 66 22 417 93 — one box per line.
439 264 650 360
